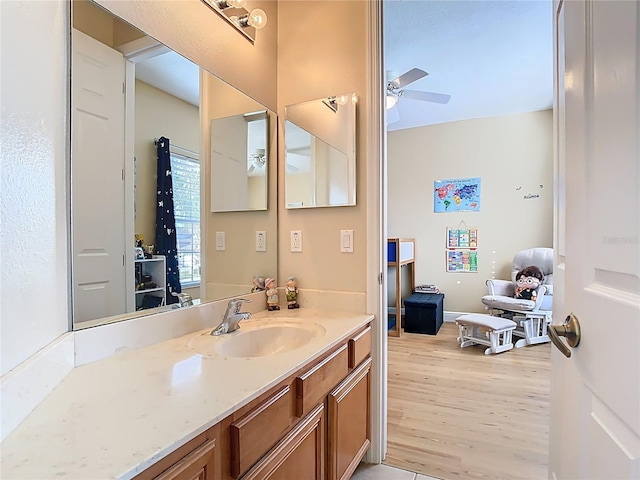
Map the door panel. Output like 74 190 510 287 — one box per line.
550 1 640 478
72 28 127 323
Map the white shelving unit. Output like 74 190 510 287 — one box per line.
387 238 415 337
134 255 166 311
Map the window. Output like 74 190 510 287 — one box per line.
171 152 200 286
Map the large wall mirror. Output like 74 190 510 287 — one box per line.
284 92 357 208
71 0 277 330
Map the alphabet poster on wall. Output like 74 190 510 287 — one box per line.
447 227 478 249
446 250 478 273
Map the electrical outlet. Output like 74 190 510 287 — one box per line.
215 231 225 251
340 229 354 253
256 231 266 252
290 230 303 252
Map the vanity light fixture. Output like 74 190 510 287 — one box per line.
201 0 267 43
323 96 339 113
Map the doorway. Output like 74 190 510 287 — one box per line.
382 1 554 478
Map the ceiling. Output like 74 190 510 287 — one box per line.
136 0 554 133
135 52 200 107
384 0 553 131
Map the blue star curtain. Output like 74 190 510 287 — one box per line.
155 137 181 304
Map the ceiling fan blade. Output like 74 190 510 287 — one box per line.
402 89 451 104
390 68 428 89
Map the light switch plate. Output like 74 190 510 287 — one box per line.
216 231 225 251
256 231 266 252
340 229 354 253
290 230 303 252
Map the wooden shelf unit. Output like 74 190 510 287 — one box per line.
387 238 415 337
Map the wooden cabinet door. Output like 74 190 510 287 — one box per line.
241 403 325 480
154 438 216 480
327 357 372 480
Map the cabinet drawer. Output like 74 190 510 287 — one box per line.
295 344 349 417
230 386 293 478
348 325 371 369
241 403 325 480
154 438 216 480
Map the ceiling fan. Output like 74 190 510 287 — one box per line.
386 68 451 111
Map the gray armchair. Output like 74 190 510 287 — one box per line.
481 247 553 347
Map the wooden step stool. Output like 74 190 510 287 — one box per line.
455 314 517 355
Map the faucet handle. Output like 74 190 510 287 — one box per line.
229 298 252 313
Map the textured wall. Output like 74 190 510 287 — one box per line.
1 0 70 375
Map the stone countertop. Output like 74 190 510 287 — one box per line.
1 309 373 480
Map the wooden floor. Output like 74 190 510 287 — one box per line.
385 322 550 480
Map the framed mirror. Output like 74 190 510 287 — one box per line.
71 0 277 330
284 92 357 208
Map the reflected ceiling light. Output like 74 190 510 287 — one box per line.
386 94 398 110
201 0 267 43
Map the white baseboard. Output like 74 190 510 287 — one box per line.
444 311 472 322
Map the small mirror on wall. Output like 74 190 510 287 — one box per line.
211 110 269 212
284 92 357 208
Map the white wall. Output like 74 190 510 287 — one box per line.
388 110 553 313
0 0 69 376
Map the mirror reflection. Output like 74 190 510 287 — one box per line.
284 92 357 208
71 0 277 330
210 110 268 212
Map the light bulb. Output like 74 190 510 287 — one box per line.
247 8 267 29
336 95 348 105
386 94 398 110
227 0 247 7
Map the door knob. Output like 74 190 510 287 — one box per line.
548 313 581 358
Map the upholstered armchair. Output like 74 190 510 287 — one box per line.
481 247 553 347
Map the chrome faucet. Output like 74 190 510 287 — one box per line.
171 292 193 309
210 298 252 336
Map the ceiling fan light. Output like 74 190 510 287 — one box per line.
386 94 398 110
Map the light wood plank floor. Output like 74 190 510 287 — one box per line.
385 322 550 480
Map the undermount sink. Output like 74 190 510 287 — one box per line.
188 320 326 358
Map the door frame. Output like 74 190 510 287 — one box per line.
365 0 387 464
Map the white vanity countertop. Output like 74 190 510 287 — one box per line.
0 309 373 480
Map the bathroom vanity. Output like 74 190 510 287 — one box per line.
0 309 373 480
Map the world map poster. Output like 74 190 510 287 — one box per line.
434 177 481 213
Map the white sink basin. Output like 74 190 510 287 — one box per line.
188 320 326 358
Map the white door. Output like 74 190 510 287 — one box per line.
210 114 248 211
550 1 640 478
72 28 127 323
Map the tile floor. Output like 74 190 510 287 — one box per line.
352 463 439 480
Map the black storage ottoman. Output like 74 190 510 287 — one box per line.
404 293 444 335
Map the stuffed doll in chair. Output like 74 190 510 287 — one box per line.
515 265 544 301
